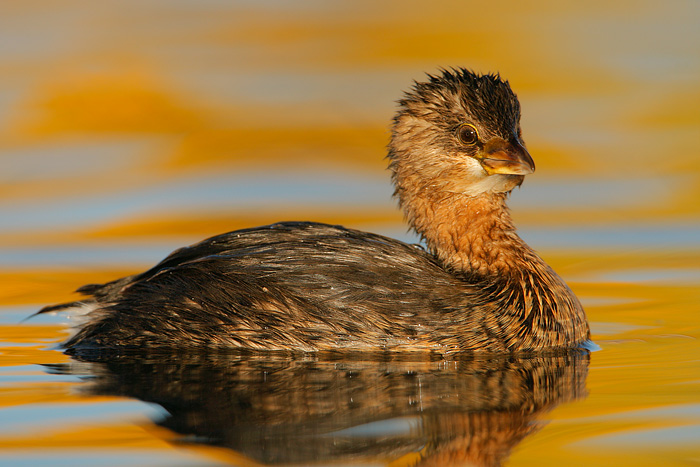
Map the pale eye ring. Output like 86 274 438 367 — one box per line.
457 124 479 145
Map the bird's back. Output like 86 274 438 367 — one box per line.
59 222 495 352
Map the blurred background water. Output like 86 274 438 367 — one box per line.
1 1 699 465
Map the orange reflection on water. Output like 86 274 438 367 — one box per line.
0 1 699 466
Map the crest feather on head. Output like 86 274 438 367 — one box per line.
396 68 521 140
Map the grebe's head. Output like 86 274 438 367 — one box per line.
389 68 535 197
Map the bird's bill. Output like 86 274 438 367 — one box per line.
478 140 535 176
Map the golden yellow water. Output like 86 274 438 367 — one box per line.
1 1 699 466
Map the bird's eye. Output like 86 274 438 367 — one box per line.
457 124 479 145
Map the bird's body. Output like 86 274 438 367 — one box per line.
40 69 590 353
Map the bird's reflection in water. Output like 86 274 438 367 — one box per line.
52 350 589 466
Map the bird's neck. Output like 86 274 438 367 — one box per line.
395 172 590 348
399 184 531 277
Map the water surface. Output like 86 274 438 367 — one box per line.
1 1 699 465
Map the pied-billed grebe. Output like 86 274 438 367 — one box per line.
39 69 590 353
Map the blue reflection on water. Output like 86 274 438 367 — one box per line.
0 170 391 232
519 223 700 250
1 223 698 268
0 401 165 436
0 452 223 467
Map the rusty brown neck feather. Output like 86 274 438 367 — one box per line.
396 176 534 277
